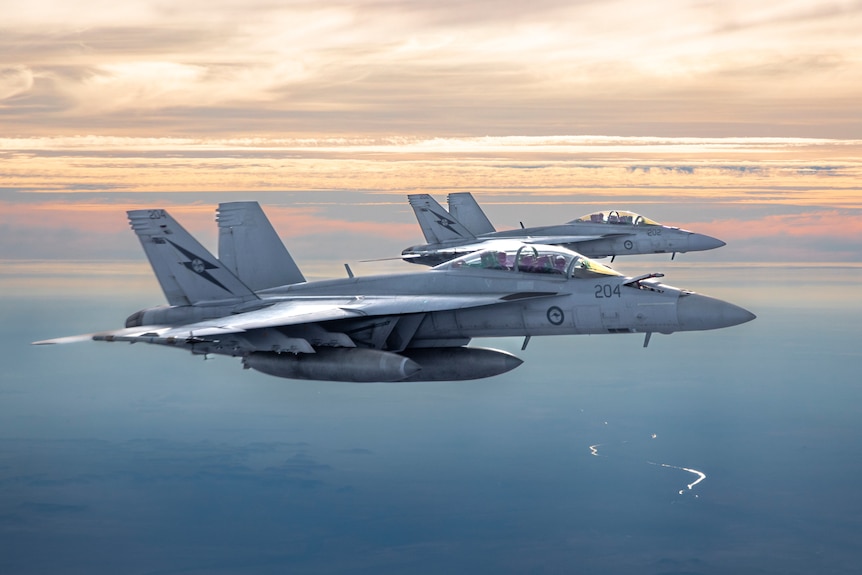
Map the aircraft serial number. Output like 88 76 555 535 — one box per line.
647 229 662 236
595 284 621 298
148 209 167 219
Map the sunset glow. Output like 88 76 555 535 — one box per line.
2 1 861 269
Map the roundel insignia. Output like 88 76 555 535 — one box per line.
547 306 564 326
192 258 206 273
624 240 633 250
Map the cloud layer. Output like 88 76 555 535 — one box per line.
3 1 862 137
3 3 861 265
1 135 860 264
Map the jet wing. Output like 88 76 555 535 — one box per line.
32 292 560 344
403 239 529 258
405 235 631 258
32 326 173 345
518 233 632 245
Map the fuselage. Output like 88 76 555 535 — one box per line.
402 222 725 266
128 264 749 348
112 243 754 382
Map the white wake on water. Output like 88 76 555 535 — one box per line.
648 461 707 494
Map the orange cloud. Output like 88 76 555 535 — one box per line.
0 200 417 260
2 201 215 234
259 205 414 240
686 211 862 243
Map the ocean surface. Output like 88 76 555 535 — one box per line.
1 261 860 574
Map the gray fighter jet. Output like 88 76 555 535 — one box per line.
401 193 726 266
34 202 754 382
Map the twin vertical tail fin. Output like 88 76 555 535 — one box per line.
128 209 258 306
407 194 476 244
447 192 496 235
217 202 306 290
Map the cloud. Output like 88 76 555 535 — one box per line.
1 135 860 262
682 209 862 261
0 66 34 101
697 210 862 242
2 1 861 137
0 199 417 261
262 205 416 240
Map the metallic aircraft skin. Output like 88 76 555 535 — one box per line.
401 193 726 266
33 203 754 383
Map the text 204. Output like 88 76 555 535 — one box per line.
595 284 621 298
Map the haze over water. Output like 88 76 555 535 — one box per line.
3 219 860 574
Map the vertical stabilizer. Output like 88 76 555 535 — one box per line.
447 192 496 235
128 209 258 306
407 194 476 244
217 202 305 290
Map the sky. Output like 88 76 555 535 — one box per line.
2 1 862 265
3 135 862 267
2 2 862 574
3 0 862 138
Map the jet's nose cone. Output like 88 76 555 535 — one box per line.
677 293 756 331
688 233 726 252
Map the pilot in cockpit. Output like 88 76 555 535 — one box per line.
554 255 567 274
496 251 509 270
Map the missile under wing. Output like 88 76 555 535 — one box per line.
402 193 726 266
34 202 753 383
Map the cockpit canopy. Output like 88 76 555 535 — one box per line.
569 210 660 226
434 244 621 278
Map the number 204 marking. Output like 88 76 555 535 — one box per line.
594 284 621 298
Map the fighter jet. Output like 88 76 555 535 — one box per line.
33 202 754 383
401 193 726 266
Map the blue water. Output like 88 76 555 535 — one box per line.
1 263 860 574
